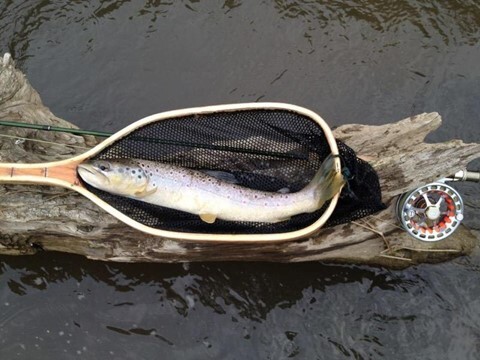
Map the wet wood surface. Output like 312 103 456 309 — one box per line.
1 53 479 267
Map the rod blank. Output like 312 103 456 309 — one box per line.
0 120 111 137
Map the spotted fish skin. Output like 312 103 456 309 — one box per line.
77 156 344 223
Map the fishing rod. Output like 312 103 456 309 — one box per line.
0 120 309 160
0 120 111 137
2 120 479 177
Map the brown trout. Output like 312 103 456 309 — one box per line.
77 156 344 223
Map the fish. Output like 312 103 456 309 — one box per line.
77 155 344 224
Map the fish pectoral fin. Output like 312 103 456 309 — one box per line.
199 213 217 224
134 187 157 198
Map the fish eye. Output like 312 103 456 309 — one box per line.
97 163 109 171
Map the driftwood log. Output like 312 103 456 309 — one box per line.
0 53 479 268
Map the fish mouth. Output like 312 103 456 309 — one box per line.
77 163 110 185
77 163 96 175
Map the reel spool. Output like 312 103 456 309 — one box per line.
396 182 464 242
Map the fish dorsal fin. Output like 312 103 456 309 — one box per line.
199 213 217 224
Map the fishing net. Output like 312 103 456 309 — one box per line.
83 109 384 234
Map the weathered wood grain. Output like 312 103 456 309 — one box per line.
1 53 479 267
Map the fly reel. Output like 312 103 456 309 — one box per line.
396 181 464 242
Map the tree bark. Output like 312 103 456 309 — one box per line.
1 53 479 267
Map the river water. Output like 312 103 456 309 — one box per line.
1 1 479 359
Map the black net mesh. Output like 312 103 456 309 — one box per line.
330 140 386 226
83 109 384 234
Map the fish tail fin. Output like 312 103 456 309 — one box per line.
307 154 345 207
